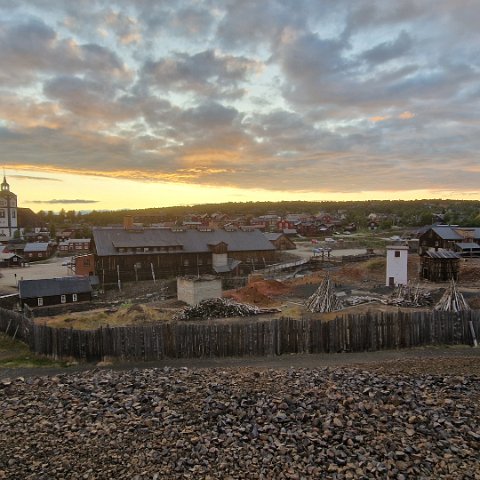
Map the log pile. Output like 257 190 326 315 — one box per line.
386 283 432 307
434 280 470 312
305 274 344 312
174 298 280 321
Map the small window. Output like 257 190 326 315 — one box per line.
37 297 43 306
38 253 43 258
72 294 78 302
395 251 400 258
11 211 15 218
0 211 4 218
61 295 66 303
184 259 189 266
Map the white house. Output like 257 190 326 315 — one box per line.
386 245 408 286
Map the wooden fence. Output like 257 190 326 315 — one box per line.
0 307 478 362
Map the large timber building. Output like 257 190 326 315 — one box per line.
92 223 277 284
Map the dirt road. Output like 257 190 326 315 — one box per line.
0 256 70 294
1 346 479 380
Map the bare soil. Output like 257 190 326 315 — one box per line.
28 255 480 329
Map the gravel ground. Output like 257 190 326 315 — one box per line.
1 353 479 479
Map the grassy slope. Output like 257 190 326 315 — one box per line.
0 333 67 368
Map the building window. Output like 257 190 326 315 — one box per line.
0 211 4 218
184 259 189 266
72 294 78 302
395 251 400 258
61 295 66 303
38 253 43 257
37 297 43 306
11 210 15 218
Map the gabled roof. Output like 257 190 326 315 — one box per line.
430 226 464 240
19 277 92 299
23 242 50 252
93 227 275 256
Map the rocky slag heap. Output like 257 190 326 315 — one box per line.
1 367 479 479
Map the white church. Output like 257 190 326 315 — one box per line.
0 175 19 240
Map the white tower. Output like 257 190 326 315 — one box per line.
386 245 408 286
0 175 18 239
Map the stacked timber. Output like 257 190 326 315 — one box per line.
434 280 470 312
174 298 280 321
305 274 344 313
386 283 432 307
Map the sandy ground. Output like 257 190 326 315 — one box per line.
292 242 367 259
0 256 72 294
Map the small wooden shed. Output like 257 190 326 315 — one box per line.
420 249 461 282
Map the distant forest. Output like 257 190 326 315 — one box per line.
37 199 480 229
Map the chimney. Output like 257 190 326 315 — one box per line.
124 215 133 230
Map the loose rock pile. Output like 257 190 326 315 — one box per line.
1 365 479 479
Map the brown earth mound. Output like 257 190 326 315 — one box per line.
115 304 161 323
224 279 291 306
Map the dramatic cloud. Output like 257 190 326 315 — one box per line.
0 0 479 201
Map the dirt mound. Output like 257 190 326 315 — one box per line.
225 279 291 306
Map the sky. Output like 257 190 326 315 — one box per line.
1 0 480 212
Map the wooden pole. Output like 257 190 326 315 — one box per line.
151 263 156 283
117 264 121 291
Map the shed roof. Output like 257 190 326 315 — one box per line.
19 277 92 299
93 227 275 256
455 242 480 250
424 249 461 259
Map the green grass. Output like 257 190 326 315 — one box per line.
0 333 68 369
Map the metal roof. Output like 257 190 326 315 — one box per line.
431 226 464 240
424 249 461 259
93 228 275 256
19 276 92 299
23 242 50 252
455 242 480 250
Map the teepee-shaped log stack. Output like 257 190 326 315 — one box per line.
305 273 344 313
434 279 470 312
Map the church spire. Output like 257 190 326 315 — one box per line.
1 170 9 192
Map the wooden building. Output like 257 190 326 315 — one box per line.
264 233 297 250
23 242 55 261
57 238 91 256
92 226 276 283
0 253 24 268
418 226 480 254
18 276 92 308
420 249 461 282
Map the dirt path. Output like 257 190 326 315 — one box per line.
1 346 479 380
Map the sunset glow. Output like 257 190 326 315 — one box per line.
0 1 479 211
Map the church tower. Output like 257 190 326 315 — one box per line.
0 175 18 239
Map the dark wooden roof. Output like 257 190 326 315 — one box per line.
19 277 92 299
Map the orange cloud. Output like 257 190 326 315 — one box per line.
398 111 415 119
